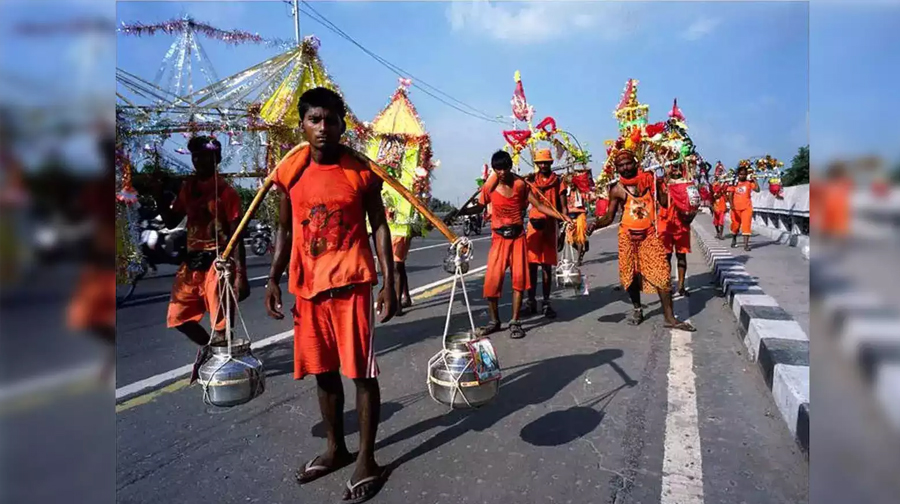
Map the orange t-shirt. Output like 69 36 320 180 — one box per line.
274 150 382 300
731 180 758 211
527 173 562 220
172 175 242 252
480 176 528 228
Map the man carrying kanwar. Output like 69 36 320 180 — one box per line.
263 87 396 503
155 136 249 359
523 148 566 319
710 161 729 240
560 169 593 266
728 163 760 251
656 160 697 298
458 150 571 339
588 147 695 331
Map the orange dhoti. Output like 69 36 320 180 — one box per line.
526 219 558 265
618 229 671 294
67 266 116 330
730 207 753 236
392 235 411 263
661 218 692 254
484 233 531 298
712 209 726 227
166 263 230 331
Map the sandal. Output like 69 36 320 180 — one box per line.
296 453 354 485
677 287 691 298
664 320 697 332
509 321 526 339
476 320 501 337
627 308 644 326
342 468 389 503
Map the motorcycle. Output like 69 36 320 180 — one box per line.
118 213 187 305
249 222 273 256
462 214 482 237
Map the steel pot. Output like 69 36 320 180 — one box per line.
198 338 265 407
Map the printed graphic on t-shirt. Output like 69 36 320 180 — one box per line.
301 204 350 258
628 198 650 220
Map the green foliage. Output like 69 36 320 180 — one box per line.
429 198 458 214
782 145 809 186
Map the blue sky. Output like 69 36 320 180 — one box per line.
7 1 895 201
113 0 810 203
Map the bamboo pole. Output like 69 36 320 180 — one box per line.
221 142 460 261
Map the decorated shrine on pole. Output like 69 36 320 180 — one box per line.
364 78 438 239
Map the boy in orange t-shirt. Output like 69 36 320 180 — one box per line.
728 165 760 251
264 88 395 502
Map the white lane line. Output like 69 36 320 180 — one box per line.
660 296 705 504
113 265 488 402
407 235 491 253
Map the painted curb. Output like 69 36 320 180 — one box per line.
692 222 810 453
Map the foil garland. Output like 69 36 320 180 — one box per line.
118 16 292 48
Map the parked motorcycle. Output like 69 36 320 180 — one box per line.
249 222 273 256
118 214 187 305
462 214 482 237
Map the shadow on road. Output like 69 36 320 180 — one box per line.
375 348 635 471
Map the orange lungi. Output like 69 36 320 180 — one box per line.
392 235 411 263
526 219 558 265
292 283 376 380
67 266 116 330
166 263 229 331
659 207 691 254
484 232 531 298
618 229 671 294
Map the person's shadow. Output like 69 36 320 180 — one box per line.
377 348 635 470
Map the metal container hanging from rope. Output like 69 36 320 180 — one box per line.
427 333 499 409
198 337 265 407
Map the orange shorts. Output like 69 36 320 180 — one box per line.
392 235 411 263
662 225 691 254
292 283 377 380
525 219 558 265
67 266 116 330
484 232 531 298
712 210 726 227
166 263 228 331
730 207 753 236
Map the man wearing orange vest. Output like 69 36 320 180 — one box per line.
264 88 395 502
728 164 760 251
524 148 566 318
589 149 695 331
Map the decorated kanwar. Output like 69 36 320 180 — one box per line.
589 79 695 331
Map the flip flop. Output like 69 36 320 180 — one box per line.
664 320 697 332
296 454 353 485
342 469 389 504
678 288 691 298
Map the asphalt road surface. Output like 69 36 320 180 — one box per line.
112 226 806 504
0 224 808 503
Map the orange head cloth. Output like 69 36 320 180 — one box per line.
534 149 553 163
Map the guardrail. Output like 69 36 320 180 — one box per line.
746 184 810 252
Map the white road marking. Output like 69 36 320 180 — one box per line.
0 362 102 404
112 265 488 402
660 296 705 504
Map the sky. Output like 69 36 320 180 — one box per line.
2 1 895 202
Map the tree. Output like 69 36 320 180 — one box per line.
782 145 809 186
429 197 458 214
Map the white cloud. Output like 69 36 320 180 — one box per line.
681 17 721 41
446 1 634 45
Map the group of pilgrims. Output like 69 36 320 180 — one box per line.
83 84 764 502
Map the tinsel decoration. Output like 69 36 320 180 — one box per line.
115 144 144 285
118 15 292 48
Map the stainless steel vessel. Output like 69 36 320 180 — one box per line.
427 333 499 408
198 338 265 407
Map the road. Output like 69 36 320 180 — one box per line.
109 226 807 504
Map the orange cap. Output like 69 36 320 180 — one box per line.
534 149 553 163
